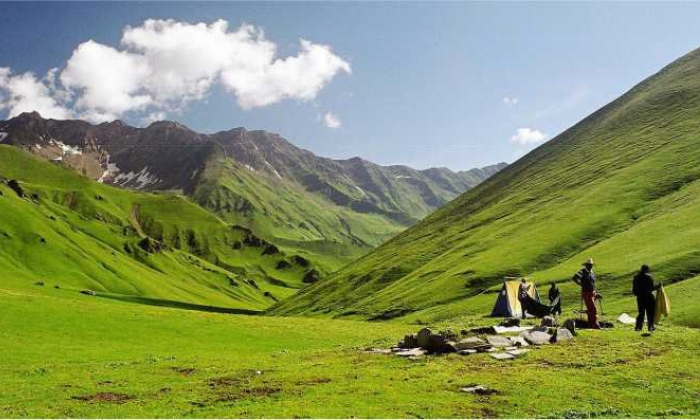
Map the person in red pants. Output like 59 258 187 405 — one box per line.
572 258 601 329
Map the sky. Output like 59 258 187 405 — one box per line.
2 2 700 170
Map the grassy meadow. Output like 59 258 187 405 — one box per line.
2 280 700 418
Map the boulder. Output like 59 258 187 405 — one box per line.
454 337 486 350
440 341 458 354
541 316 557 327
520 329 552 345
490 352 515 360
427 333 448 352
485 335 512 348
551 328 575 343
416 328 432 349
403 334 418 348
562 318 577 336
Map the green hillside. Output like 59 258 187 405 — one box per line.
271 46 700 324
0 145 321 310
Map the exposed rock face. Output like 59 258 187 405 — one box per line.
520 329 553 345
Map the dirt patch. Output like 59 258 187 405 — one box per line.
297 377 332 386
215 386 281 402
172 367 197 376
72 392 133 404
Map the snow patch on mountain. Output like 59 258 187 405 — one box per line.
245 164 256 172
0 132 8 143
49 139 82 155
114 166 160 189
355 185 366 195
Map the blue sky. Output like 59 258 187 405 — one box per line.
2 2 700 170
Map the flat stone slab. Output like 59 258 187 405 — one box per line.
617 313 636 325
507 349 530 357
486 335 513 347
395 348 427 357
455 337 486 350
365 348 392 354
493 325 531 334
458 349 477 356
490 352 515 360
477 347 497 353
520 329 552 345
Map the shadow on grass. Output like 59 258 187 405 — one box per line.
96 293 262 315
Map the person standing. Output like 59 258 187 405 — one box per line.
517 278 529 319
548 282 562 315
572 258 601 329
632 264 661 332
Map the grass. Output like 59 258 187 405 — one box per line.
0 145 323 310
272 46 700 325
2 284 700 418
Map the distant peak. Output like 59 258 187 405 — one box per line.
146 120 191 131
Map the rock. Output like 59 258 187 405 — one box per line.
485 335 512 348
427 333 447 352
403 334 418 348
499 317 521 327
551 328 575 343
504 346 518 351
34 281 45 287
461 385 497 395
562 318 577 335
541 316 557 327
365 348 392 354
478 347 497 353
395 348 427 358
506 349 530 357
470 326 496 335
303 269 320 284
520 329 552 345
275 260 292 270
490 352 515 360
80 290 96 296
416 328 432 349
7 180 24 198
509 336 529 347
439 341 458 354
493 325 531 334
390 347 404 353
617 313 636 325
458 349 477 356
454 337 486 350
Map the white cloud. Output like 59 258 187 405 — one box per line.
0 19 350 123
0 68 73 119
503 96 519 106
323 111 341 129
510 127 547 145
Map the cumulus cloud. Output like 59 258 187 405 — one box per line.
510 128 547 145
0 19 350 123
323 111 341 129
0 68 73 119
503 96 519 106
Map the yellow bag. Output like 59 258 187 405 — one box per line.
654 285 670 324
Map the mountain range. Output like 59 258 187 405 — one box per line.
0 113 505 271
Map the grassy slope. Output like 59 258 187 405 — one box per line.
193 156 405 272
272 46 700 324
2 285 700 418
0 145 315 309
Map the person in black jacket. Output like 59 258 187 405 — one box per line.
632 264 661 332
548 282 562 315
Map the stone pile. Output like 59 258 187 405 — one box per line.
368 320 577 361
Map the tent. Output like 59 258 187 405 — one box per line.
491 278 542 317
